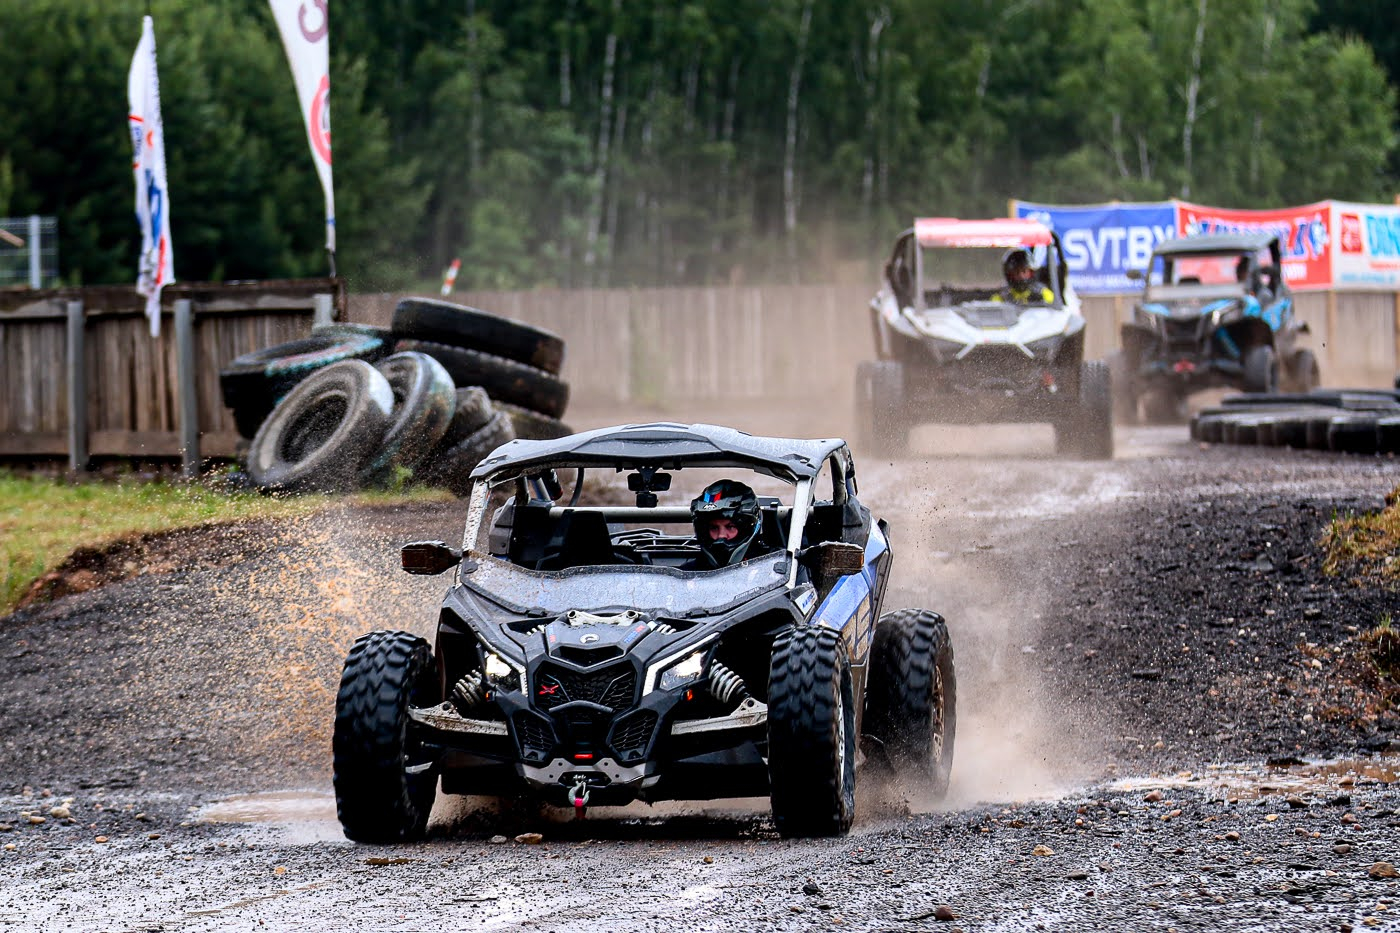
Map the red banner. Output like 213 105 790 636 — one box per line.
1176 201 1332 290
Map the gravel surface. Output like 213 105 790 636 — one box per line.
1 424 1398 931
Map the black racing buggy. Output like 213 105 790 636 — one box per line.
332 423 956 841
859 217 1112 459
1113 232 1318 422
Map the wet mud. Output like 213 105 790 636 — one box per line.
2 424 1399 931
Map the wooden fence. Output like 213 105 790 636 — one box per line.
1 280 1396 465
0 280 341 464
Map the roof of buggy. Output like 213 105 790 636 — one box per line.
1152 232 1278 256
914 217 1055 248
469 422 847 481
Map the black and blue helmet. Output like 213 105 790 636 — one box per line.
690 479 762 567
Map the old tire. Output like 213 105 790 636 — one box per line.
1273 414 1313 449
219 326 390 439
855 360 908 458
863 609 956 798
395 339 569 418
332 631 440 843
1329 415 1378 454
392 298 565 374
441 386 495 448
497 402 574 440
768 626 856 838
246 360 396 492
360 352 457 486
1196 414 1226 444
422 411 517 497
1242 345 1279 394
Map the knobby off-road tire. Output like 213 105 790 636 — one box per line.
359 351 457 486
1059 360 1113 459
855 360 908 459
246 360 395 492
395 339 570 418
1242 345 1279 394
422 411 517 497
864 609 957 798
219 326 390 439
333 631 440 843
392 298 566 375
767 626 857 838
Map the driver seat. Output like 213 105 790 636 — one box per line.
536 510 617 571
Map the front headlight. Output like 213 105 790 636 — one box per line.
483 652 523 692
658 650 707 692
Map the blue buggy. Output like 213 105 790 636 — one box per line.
1114 233 1319 422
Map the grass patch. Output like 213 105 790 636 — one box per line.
0 472 452 615
1321 485 1400 579
1361 614 1400 680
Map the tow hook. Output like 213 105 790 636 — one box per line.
569 776 591 818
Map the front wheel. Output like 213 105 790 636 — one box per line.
768 627 857 837
1242 345 1279 394
333 631 440 842
864 609 957 798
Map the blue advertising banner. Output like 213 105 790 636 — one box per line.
1011 201 1177 294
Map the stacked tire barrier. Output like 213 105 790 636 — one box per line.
220 300 571 494
1189 389 1400 455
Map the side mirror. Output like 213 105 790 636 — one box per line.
1125 269 1144 282
800 541 865 578
401 540 462 575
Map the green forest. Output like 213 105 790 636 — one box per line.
0 0 1395 292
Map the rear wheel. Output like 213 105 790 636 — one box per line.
768 627 856 838
1108 351 1138 424
1242 345 1279 394
1288 349 1321 393
864 609 956 798
333 631 440 843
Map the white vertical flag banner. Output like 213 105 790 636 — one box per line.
269 0 335 257
127 15 175 338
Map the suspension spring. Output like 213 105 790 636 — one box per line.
450 671 487 712
708 660 749 706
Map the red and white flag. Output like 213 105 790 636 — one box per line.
127 15 174 337
269 0 335 256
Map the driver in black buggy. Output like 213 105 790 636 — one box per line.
687 479 775 569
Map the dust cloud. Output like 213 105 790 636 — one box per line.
859 427 1116 811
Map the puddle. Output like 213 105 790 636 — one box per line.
1108 755 1400 799
197 790 343 843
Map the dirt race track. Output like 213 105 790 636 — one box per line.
3 418 1400 932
